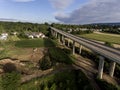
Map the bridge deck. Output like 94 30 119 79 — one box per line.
51 27 120 64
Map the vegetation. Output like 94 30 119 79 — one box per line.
39 47 73 70
20 70 94 90
48 47 73 64
102 29 120 34
104 42 113 47
96 78 118 90
71 30 93 35
0 21 49 35
39 54 52 70
80 33 120 44
1 72 21 90
3 63 17 73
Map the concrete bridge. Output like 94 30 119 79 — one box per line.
50 27 120 79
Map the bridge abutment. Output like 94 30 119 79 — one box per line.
109 61 116 77
98 56 105 79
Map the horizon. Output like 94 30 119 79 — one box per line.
0 0 120 24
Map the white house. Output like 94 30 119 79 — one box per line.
26 32 45 39
41 34 45 38
28 35 34 39
0 33 8 40
33 32 42 38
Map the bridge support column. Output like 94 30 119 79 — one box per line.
58 34 61 43
72 41 75 55
67 39 70 47
51 30 54 36
62 35 65 45
109 61 116 77
79 44 82 54
98 56 105 79
53 31 55 36
55 32 58 38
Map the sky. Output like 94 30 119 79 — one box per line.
0 0 120 24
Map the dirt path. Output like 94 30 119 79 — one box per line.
21 65 74 84
72 54 118 90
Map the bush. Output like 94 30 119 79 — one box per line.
3 63 17 73
62 48 71 55
50 83 57 90
105 42 113 47
1 72 21 90
48 47 73 64
39 55 52 70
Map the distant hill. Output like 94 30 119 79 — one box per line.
91 23 120 26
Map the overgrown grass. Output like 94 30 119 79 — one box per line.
80 33 120 44
15 38 56 48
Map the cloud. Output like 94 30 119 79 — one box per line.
55 0 120 24
49 0 74 10
0 18 18 22
12 0 35 2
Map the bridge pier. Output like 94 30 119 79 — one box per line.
55 32 58 38
109 61 116 77
72 41 75 55
58 34 61 43
79 44 82 54
53 31 56 36
67 39 70 47
62 35 65 45
98 56 105 79
51 30 54 36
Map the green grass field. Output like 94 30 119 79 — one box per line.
15 38 56 48
0 38 56 59
80 33 120 44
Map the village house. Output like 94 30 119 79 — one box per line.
0 33 8 40
26 32 45 39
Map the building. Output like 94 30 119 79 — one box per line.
0 33 8 40
25 32 45 39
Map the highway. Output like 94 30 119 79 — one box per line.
51 27 120 64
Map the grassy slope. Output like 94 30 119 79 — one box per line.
80 33 120 44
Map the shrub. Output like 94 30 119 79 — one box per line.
105 42 113 47
39 55 52 70
48 47 73 64
3 63 17 73
50 83 57 90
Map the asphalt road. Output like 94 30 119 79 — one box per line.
51 27 120 64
